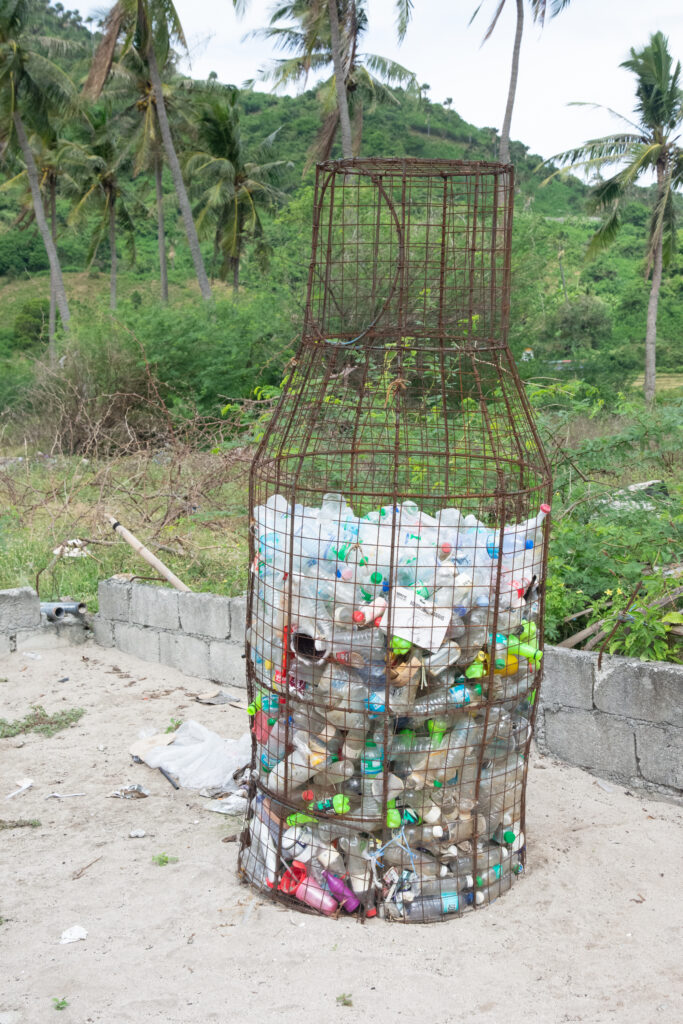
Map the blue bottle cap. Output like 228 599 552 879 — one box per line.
525 539 534 549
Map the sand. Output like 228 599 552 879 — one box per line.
0 640 681 1024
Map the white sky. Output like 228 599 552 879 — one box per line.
71 0 683 162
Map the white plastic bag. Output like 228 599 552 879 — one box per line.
143 721 251 791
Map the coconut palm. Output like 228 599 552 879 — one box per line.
0 126 66 360
544 31 683 404
185 86 290 293
251 1 416 166
61 107 142 310
83 1 224 301
470 0 572 164
0 0 77 327
104 39 188 303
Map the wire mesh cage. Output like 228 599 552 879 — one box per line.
238 158 552 922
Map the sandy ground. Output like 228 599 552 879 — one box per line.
0 640 681 1024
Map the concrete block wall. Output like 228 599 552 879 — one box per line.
0 587 89 653
95 580 247 691
537 646 682 801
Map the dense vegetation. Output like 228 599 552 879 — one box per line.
0 2 681 660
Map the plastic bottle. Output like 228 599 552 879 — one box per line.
410 682 476 717
294 875 338 915
402 890 461 921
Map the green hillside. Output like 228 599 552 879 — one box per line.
0 0 681 428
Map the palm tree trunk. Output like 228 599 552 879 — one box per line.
644 230 662 404
48 177 57 366
233 255 239 295
147 43 212 301
13 112 70 327
155 148 168 303
328 0 353 159
499 0 524 165
109 195 117 311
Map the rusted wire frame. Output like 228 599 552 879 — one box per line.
240 158 552 921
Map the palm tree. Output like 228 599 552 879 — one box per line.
83 1 222 301
0 0 76 327
470 1 571 164
1 128 65 361
544 31 683 404
252 1 416 166
61 107 141 310
105 39 187 303
185 86 290 293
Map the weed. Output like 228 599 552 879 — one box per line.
52 998 69 1011
0 705 85 739
165 717 182 734
336 994 353 1007
151 852 178 866
0 819 41 830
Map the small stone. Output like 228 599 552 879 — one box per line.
129 829 146 839
13 739 25 749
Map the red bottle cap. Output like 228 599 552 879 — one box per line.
352 610 365 623
540 503 551 514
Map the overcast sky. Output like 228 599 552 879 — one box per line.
71 0 683 163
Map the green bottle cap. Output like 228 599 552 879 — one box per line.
392 636 412 656
247 703 256 716
285 812 316 827
494 658 506 669
476 875 483 887
503 829 516 844
433 779 443 788
370 571 383 584
359 556 369 566
473 684 483 695
513 862 524 875
332 794 350 814
267 717 277 726
386 808 402 829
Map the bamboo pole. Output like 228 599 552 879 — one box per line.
104 514 191 593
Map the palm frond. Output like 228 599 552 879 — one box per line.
395 0 414 44
585 204 622 261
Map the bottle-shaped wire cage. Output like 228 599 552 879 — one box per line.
239 158 552 922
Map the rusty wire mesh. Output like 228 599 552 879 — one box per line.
238 158 552 922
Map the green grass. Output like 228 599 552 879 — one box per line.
0 704 85 739
0 818 41 830
0 452 250 609
151 852 178 866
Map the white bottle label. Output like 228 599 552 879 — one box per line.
379 587 451 651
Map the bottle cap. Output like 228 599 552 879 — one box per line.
365 908 377 918
267 717 277 726
432 825 444 839
370 571 383 584
302 789 314 802
332 794 351 814
386 808 402 829
285 812 316 827
247 703 256 716
440 542 452 555
352 610 365 623
503 829 516 844
525 539 534 549
540 503 551 514
476 875 483 887
433 779 443 788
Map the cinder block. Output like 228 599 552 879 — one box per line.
114 622 160 663
635 724 683 790
543 708 637 779
16 618 88 649
0 633 12 656
92 615 114 647
130 584 179 631
178 592 231 640
0 587 41 632
98 579 131 623
209 640 248 689
540 646 594 711
229 595 247 643
158 632 210 678
594 655 683 727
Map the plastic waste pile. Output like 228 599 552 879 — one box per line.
240 492 549 921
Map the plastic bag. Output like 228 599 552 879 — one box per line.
144 721 252 791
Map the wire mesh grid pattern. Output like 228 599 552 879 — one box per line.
238 159 552 922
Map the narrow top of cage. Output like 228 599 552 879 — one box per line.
316 157 514 179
